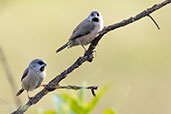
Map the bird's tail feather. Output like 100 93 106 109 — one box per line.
56 43 68 53
16 88 24 96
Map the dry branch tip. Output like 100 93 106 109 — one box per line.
147 14 160 30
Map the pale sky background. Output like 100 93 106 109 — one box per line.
0 0 171 114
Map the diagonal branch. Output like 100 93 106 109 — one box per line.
11 0 171 113
0 47 22 106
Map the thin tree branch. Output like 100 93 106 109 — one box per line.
59 85 98 96
0 47 22 106
58 85 98 90
11 0 171 113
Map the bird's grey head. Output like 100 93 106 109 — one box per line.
88 10 102 23
29 59 47 72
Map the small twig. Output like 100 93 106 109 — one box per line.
0 47 22 106
91 89 96 97
59 85 98 90
58 85 98 96
147 14 160 30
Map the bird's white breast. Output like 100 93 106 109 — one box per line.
22 69 45 91
78 23 102 45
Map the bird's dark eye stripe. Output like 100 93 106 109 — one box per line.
38 61 44 65
91 13 94 16
96 13 99 16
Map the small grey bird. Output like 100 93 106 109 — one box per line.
16 59 47 100
56 10 103 53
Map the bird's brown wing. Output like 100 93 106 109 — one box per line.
21 68 29 81
69 19 95 40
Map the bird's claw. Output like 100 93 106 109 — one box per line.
28 97 34 104
92 50 97 57
40 84 47 88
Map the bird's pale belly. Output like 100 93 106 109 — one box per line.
69 28 100 47
22 73 45 91
80 26 100 45
79 32 98 45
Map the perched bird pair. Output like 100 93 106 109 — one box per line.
17 10 103 100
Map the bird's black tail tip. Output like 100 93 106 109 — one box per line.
56 43 68 53
16 88 24 96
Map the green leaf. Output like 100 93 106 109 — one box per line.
61 93 85 114
70 98 85 114
78 88 85 104
43 110 57 114
53 95 69 114
104 108 116 114
85 84 110 113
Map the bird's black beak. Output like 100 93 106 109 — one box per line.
92 17 99 22
44 63 47 66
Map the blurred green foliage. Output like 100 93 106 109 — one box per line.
35 86 116 114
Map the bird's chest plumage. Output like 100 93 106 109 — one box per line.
79 24 100 45
22 70 45 91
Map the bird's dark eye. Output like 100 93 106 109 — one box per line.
91 13 94 17
38 61 44 65
96 12 99 16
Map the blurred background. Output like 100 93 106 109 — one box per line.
0 0 171 114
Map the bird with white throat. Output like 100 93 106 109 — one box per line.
16 59 47 100
56 10 104 53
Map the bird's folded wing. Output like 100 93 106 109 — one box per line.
21 68 29 81
69 19 95 40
